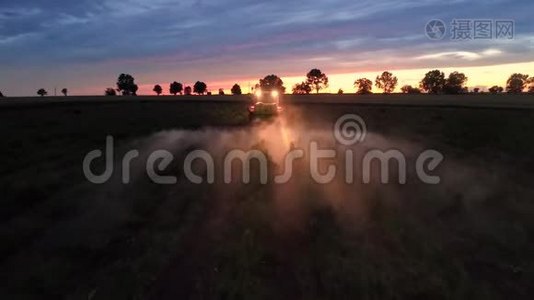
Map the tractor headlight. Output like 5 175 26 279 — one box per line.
271 90 279 97
255 89 262 98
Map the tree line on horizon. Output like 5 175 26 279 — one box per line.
103 70 534 96
290 69 534 95
1 69 533 98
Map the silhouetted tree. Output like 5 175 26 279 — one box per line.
169 82 183 95
401 85 421 94
473 88 480 94
443 71 468 94
488 86 504 94
131 84 138 96
218 88 225 95
153 84 163 96
0 91 4 97
354 78 373 94
184 86 192 95
292 82 312 95
231 84 242 95
529 78 534 93
306 69 329 93
420 70 446 94
117 74 137 96
105 88 117 96
506 73 529 93
337 89 344 94
193 81 207 95
375 71 398 93
37 88 48 97
61 88 68 96
259 75 286 93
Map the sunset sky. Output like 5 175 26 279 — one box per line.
1 0 533 96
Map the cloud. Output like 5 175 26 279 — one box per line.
0 0 533 95
0 7 41 20
416 49 503 61
0 32 39 45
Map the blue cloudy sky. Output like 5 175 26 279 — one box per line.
0 0 533 95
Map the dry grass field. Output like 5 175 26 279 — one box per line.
1 94 534 299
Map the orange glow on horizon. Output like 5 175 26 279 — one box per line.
133 61 534 95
